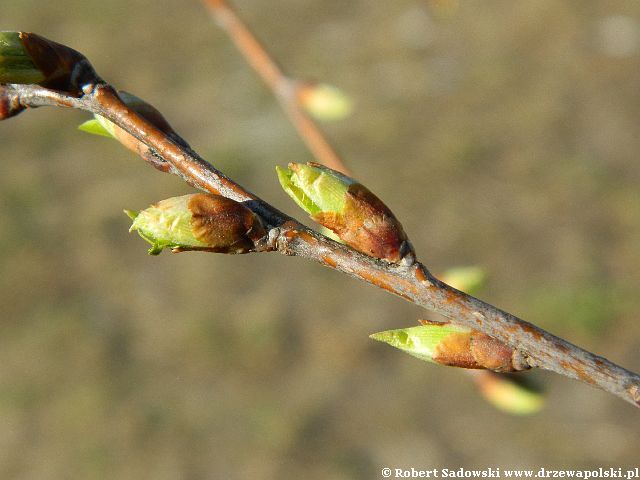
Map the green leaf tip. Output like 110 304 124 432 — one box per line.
123 209 139 220
0 31 46 84
78 118 116 138
276 162 353 216
370 324 471 364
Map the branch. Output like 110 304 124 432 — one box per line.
1 38 639 408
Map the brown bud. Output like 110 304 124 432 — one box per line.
373 321 531 372
277 162 414 264
17 32 99 94
314 182 412 263
434 330 530 372
469 333 525 372
188 194 265 253
128 193 266 255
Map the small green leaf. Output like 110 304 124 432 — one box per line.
78 118 115 138
123 209 139 220
78 114 117 138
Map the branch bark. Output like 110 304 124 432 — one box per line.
1 51 639 408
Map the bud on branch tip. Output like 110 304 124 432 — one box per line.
0 31 97 94
127 193 265 255
276 162 414 264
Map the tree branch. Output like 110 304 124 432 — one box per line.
2 49 639 408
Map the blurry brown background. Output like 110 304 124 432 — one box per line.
2 1 640 478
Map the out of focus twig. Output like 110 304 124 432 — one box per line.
203 0 351 175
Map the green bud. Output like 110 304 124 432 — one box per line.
276 162 354 215
0 32 46 84
128 193 265 255
440 266 486 295
370 321 529 372
0 32 97 94
277 162 413 264
473 371 544 416
298 82 353 121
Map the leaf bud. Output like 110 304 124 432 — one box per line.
0 32 98 94
370 321 530 372
127 193 265 255
276 162 414 264
297 82 353 121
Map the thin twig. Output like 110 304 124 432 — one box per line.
3 79 639 408
203 0 351 175
199 2 640 406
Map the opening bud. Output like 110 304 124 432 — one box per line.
277 162 414 264
297 82 353 121
0 32 97 94
370 321 530 372
127 193 265 255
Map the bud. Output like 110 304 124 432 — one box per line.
370 321 530 372
276 162 414 264
0 32 97 94
79 91 183 162
0 32 46 84
297 82 353 121
440 266 486 295
127 193 265 255
472 371 544 416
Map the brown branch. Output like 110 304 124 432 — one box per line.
203 0 351 175
3 80 639 408
2 40 640 407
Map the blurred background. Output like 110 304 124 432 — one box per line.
2 0 640 478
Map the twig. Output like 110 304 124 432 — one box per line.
199 2 640 407
2 61 639 409
203 0 351 175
